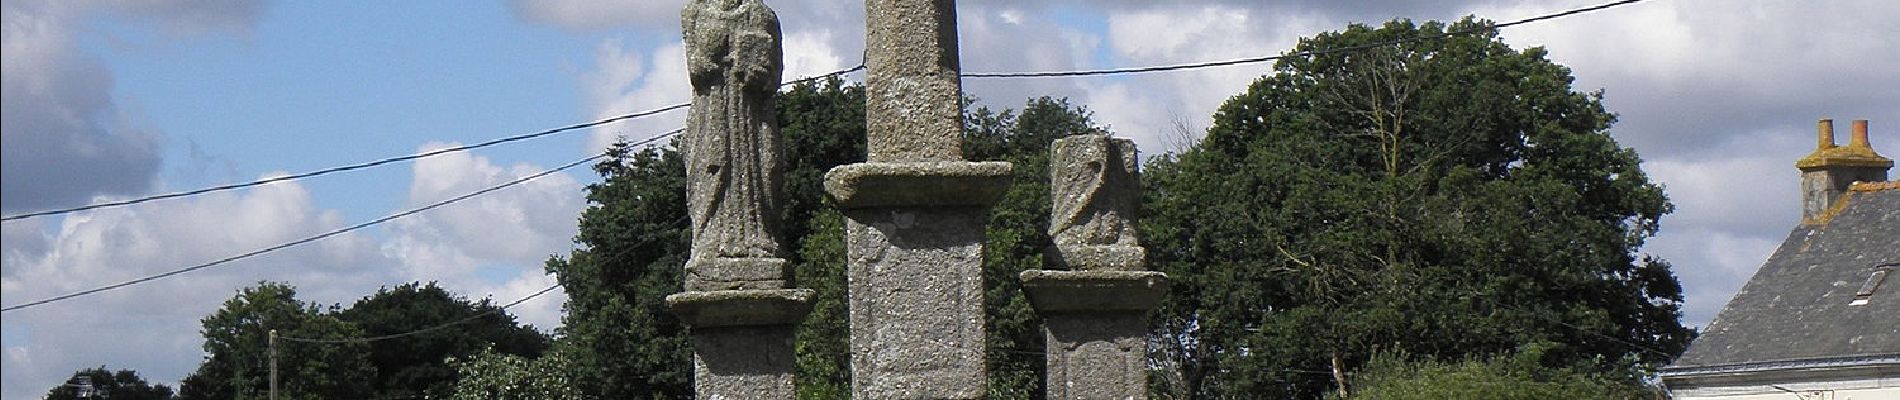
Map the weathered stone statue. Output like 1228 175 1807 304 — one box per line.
1047 135 1145 270
1023 134 1167 400
682 0 787 291
666 1 812 398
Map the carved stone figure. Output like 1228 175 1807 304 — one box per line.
1047 134 1145 270
682 0 785 288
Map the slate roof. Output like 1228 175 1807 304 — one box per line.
1668 182 1900 370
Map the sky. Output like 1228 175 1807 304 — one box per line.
2 0 1896 397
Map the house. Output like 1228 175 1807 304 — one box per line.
1661 119 1899 399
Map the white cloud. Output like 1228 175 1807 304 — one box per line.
2 1 163 213
382 143 586 330
1 178 392 400
580 40 692 153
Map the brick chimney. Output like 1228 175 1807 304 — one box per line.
1797 119 1892 224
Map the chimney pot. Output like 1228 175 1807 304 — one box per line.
1818 119 1837 150
1850 119 1871 149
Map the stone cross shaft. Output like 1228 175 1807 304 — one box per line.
1023 134 1167 400
864 0 963 162
666 1 812 399
825 0 1013 398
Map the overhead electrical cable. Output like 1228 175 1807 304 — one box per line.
962 0 1650 78
279 283 561 344
0 129 681 314
0 0 1657 310
1 65 865 223
3 0 1649 221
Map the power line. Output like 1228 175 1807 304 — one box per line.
0 129 680 314
962 0 1650 78
0 65 865 223
279 283 561 344
1 0 1639 222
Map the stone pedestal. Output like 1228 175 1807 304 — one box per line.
1023 134 1164 400
826 162 1012 399
1020 271 1168 400
666 289 813 400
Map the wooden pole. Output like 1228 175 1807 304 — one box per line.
269 329 278 400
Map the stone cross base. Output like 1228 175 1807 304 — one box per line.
825 161 1012 400
666 289 814 400
1020 270 1169 400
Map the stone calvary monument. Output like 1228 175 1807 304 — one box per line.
664 0 1164 398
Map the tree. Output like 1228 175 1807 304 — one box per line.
177 282 374 400
448 346 589 400
1142 18 1691 398
336 282 550 400
46 367 175 400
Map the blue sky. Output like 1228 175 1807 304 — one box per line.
4 0 1898 398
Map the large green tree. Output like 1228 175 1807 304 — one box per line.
336 282 550 399
1142 18 1692 398
45 367 175 400
177 282 375 400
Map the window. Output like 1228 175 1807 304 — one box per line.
1850 264 1893 306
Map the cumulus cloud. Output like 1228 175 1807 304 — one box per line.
1 146 588 399
2 2 164 213
1 178 392 400
382 143 586 330
2 0 267 214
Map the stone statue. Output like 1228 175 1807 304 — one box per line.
682 0 784 275
1047 134 1145 270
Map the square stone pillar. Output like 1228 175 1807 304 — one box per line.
826 162 1013 399
666 289 813 399
1021 271 1167 400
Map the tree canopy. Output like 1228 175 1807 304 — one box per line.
1141 18 1691 398
336 282 550 399
178 282 374 400
46 367 175 400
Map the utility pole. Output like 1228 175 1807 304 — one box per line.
269 329 279 400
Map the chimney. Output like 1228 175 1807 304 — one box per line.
1797 118 1893 225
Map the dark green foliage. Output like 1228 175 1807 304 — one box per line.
779 78 867 399
1143 18 1691 398
1342 344 1657 400
546 139 693 399
46 367 175 400
336 282 550 400
792 208 852 399
177 282 375 400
